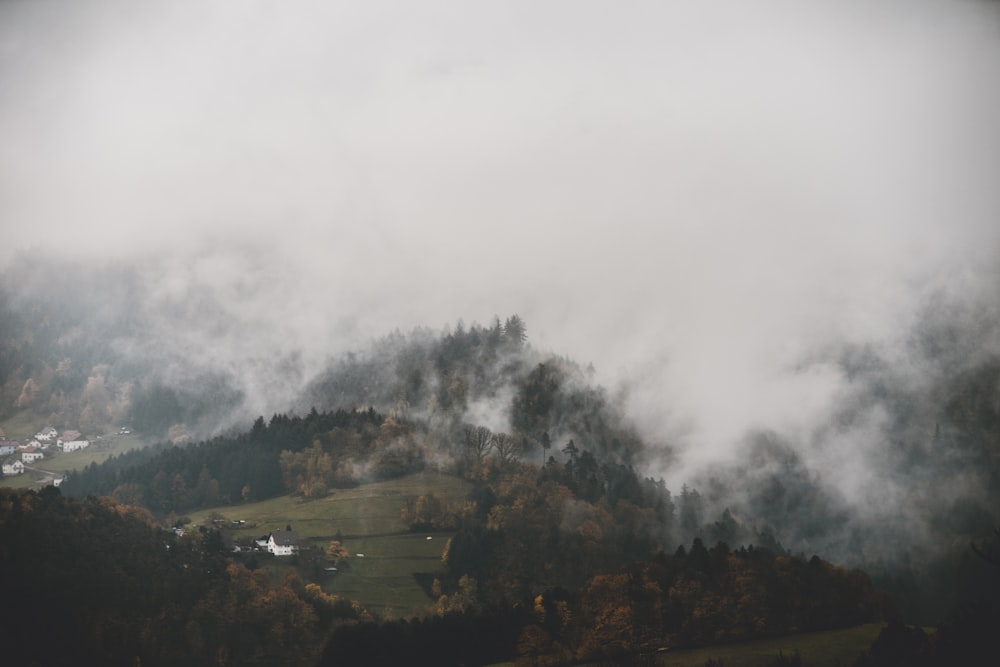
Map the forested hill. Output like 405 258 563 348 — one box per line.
0 260 644 462
301 314 645 465
0 258 644 465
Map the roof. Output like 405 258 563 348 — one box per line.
269 530 299 546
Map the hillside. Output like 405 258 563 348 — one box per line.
3 284 998 623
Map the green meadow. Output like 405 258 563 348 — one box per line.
187 470 472 617
656 623 884 667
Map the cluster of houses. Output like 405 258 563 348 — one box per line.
0 426 91 477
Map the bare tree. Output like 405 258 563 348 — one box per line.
463 425 494 465
491 431 522 467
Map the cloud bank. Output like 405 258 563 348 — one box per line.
2 0 999 481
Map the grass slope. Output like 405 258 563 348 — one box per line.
657 623 884 667
486 624 884 667
38 434 147 472
0 405 149 489
187 471 472 617
0 409 45 440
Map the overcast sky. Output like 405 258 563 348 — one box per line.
3 0 999 463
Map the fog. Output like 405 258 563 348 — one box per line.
3 0 1000 493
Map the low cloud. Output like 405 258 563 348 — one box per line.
2 1 999 517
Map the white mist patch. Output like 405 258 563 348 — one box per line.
2 0 999 476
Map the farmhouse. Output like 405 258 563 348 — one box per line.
21 446 44 463
2 459 25 476
61 440 90 453
267 530 299 556
35 427 57 441
57 430 83 447
0 441 17 456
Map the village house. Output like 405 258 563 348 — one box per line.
267 530 299 556
2 459 25 476
61 440 90 453
20 446 44 464
0 441 18 456
35 427 57 441
57 430 82 447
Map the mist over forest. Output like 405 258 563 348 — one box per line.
3 258 999 617
2 1 1000 664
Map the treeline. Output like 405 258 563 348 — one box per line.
61 408 386 511
525 544 882 664
317 542 882 667
0 487 370 667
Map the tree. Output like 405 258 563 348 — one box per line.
326 540 350 567
562 439 579 462
492 432 522 468
540 431 551 467
464 425 494 465
503 315 527 347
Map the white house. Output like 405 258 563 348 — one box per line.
61 440 90 453
267 530 299 556
2 459 25 476
57 430 82 448
21 446 44 464
35 427 57 441
0 441 17 456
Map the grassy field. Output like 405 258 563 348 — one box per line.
188 471 472 538
36 433 146 472
254 531 454 617
486 624 884 667
655 623 883 667
0 410 42 441
324 532 453 616
0 433 147 488
0 469 41 488
186 471 473 617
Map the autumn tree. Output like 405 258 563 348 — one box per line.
401 492 455 530
326 540 350 567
